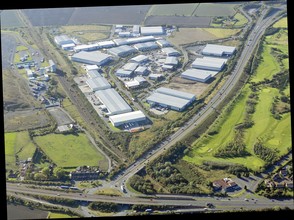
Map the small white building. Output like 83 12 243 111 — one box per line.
61 43 76 51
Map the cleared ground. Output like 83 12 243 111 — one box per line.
48 107 74 126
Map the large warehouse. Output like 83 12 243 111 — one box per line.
54 35 75 47
74 43 99 52
109 110 146 127
95 88 132 115
113 36 155 46
146 87 196 111
130 55 149 64
191 57 226 71
71 51 112 66
181 69 217 82
140 26 165 35
86 77 111 92
108 45 137 57
133 42 159 51
202 44 236 57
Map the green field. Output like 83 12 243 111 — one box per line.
233 12 248 27
193 3 241 17
273 17 288 28
5 131 36 170
47 212 78 219
148 3 199 16
203 28 241 38
34 133 105 168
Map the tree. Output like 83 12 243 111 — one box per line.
42 167 51 178
54 167 68 180
34 173 47 181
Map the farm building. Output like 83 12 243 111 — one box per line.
71 51 112 66
156 39 171 47
202 44 236 57
86 77 111 91
130 55 149 64
122 63 138 72
115 69 133 78
95 88 132 115
135 66 149 75
74 43 99 52
146 87 195 112
54 35 75 47
87 69 102 79
162 47 181 56
109 110 146 127
140 26 165 35
181 69 216 82
133 42 159 51
48 60 56 72
108 45 137 57
191 57 226 71
97 40 116 48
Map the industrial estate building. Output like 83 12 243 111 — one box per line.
71 51 112 66
94 88 132 116
202 44 236 57
133 42 159 51
86 77 111 92
130 55 149 64
191 57 226 71
162 47 181 56
146 87 196 111
140 26 165 35
54 35 75 47
108 45 137 57
109 110 146 126
181 69 217 82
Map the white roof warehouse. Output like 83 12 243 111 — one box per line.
109 110 146 127
71 51 112 66
95 88 132 115
146 87 196 111
202 44 236 57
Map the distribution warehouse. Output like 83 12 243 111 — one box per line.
191 56 226 71
181 69 218 82
108 45 137 57
202 44 236 57
71 51 112 66
146 87 196 111
109 110 146 127
95 88 132 115
86 77 111 92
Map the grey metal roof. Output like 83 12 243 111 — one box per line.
181 69 213 81
54 35 73 45
156 87 195 100
133 42 159 51
122 63 138 71
202 44 236 56
86 77 111 91
130 55 149 63
192 57 225 70
165 56 178 65
95 88 132 115
116 69 133 76
147 93 190 109
87 69 102 78
140 26 164 35
162 47 180 56
108 45 136 57
109 110 146 124
71 51 112 65
156 39 171 47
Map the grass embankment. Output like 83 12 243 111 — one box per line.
34 133 105 168
47 212 78 219
183 22 290 172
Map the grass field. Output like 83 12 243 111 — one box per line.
168 28 240 46
47 212 77 219
148 3 199 16
193 3 241 17
273 17 288 28
34 133 105 168
14 131 36 161
5 132 17 170
233 12 248 27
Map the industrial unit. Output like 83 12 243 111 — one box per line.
125 76 147 89
87 69 102 79
95 88 132 115
109 110 146 127
48 60 56 72
140 26 165 35
86 77 111 92
97 40 116 48
74 43 99 52
191 57 226 71
130 55 149 64
71 51 112 66
202 44 236 57
134 66 149 75
108 45 137 57
115 69 133 77
113 36 155 46
162 47 181 56
54 35 75 47
181 69 217 82
164 56 178 66
122 63 138 72
133 42 159 51
156 39 171 47
146 87 195 111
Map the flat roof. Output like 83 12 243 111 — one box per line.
130 55 149 63
140 26 164 35
162 47 180 55
116 69 133 76
156 87 195 100
86 77 111 90
74 44 98 51
134 76 146 83
192 57 225 69
71 51 112 64
123 63 138 71
109 110 146 124
125 80 140 87
87 69 102 78
147 93 190 109
108 45 136 56
95 88 132 115
134 42 159 50
181 69 214 80
165 56 178 65
156 39 171 47
135 66 148 72
202 44 236 55
97 40 115 47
